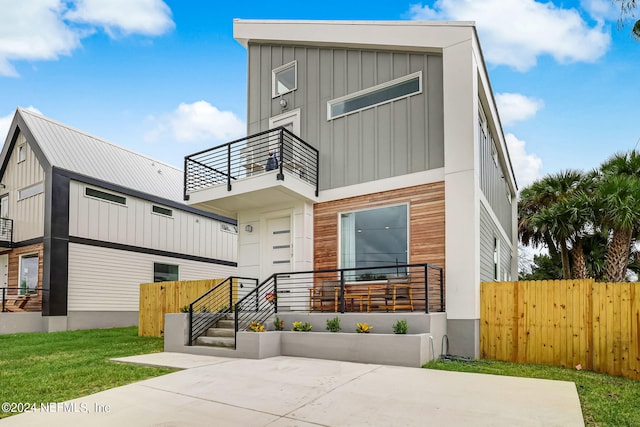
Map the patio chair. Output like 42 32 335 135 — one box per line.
4 295 30 312
367 276 414 312
309 280 339 312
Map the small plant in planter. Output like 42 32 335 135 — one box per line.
393 319 408 334
248 321 265 332
326 316 341 332
274 316 285 331
356 322 372 333
265 292 277 304
180 305 190 313
292 321 313 332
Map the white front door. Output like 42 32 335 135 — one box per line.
263 215 292 279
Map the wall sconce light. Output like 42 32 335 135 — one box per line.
245 225 253 233
279 97 288 110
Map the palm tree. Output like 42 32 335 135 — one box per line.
597 174 640 281
615 0 640 39
518 170 587 279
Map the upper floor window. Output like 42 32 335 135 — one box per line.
17 182 44 201
328 71 422 120
272 60 297 98
17 145 26 163
85 187 126 205
220 223 238 234
154 263 178 282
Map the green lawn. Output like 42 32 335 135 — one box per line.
424 358 640 427
0 327 175 418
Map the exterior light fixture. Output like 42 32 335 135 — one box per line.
245 225 253 233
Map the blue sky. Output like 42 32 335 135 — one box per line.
1 0 639 189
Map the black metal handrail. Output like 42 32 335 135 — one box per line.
0 218 13 247
1 287 45 312
188 277 258 345
183 127 319 199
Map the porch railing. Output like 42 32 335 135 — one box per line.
187 277 258 345
0 218 13 247
183 127 319 199
1 287 44 312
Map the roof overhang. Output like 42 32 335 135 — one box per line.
234 19 476 52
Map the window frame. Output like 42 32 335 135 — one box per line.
17 144 26 163
272 60 297 98
338 203 410 278
84 186 127 206
327 71 422 120
153 262 179 283
18 253 39 295
152 205 173 217
17 182 44 201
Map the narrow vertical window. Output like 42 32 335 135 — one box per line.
17 145 26 163
493 237 500 281
19 254 39 295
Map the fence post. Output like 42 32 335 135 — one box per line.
188 304 193 346
277 128 285 181
1 288 5 312
439 267 444 311
339 270 345 313
424 265 429 313
229 278 234 313
227 144 232 191
274 275 278 314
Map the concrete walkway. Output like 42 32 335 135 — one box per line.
1 353 584 426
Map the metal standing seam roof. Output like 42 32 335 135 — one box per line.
18 108 185 204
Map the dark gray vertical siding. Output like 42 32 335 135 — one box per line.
480 203 512 282
478 107 513 240
246 43 444 191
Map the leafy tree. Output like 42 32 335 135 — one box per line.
615 0 640 39
519 254 563 281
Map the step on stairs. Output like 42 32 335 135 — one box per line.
195 314 236 348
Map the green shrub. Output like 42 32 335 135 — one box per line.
393 319 408 334
292 321 312 332
326 316 341 332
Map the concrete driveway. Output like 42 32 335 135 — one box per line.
1 353 584 426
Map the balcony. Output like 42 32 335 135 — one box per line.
0 218 13 248
184 127 319 216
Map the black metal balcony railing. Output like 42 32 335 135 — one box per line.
0 218 13 247
183 127 319 200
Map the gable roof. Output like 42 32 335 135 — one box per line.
11 107 184 204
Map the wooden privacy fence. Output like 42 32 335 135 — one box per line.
139 279 225 337
481 279 640 380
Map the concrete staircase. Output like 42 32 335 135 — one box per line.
195 314 235 348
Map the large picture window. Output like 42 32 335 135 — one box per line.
340 204 408 279
19 254 39 295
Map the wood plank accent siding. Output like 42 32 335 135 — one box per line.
481 279 640 380
138 279 225 337
314 182 445 272
5 244 44 311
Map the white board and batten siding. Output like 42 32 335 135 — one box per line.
67 180 238 261
67 243 237 311
2 132 45 242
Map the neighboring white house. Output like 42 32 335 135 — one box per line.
184 20 518 358
0 108 238 333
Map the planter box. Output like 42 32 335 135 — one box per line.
280 331 433 367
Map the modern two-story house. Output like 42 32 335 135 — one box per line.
184 20 518 358
0 108 238 334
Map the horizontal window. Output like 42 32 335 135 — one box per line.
17 182 44 201
85 187 126 205
328 72 422 120
152 205 172 217
220 223 238 234
154 263 178 283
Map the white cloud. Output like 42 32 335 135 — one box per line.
0 106 42 142
145 101 245 144
581 0 619 23
409 0 611 71
495 93 544 126
505 133 542 188
65 0 174 37
0 0 174 77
